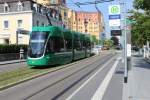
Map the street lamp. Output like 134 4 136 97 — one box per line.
84 19 88 33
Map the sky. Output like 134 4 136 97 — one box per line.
67 0 134 39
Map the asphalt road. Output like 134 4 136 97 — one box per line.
0 62 27 73
0 52 124 100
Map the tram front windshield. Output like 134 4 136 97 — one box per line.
28 31 48 58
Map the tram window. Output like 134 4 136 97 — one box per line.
82 41 86 50
46 37 65 53
74 40 82 50
85 42 91 49
65 39 72 51
46 38 54 53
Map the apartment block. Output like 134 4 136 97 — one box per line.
0 0 62 44
68 11 104 40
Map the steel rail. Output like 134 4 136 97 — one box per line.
24 54 115 99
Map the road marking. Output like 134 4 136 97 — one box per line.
91 57 121 100
66 55 117 100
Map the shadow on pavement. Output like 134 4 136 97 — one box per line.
31 65 60 69
115 70 124 74
133 57 150 69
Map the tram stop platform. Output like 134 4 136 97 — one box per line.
123 52 150 100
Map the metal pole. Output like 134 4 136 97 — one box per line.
123 0 128 83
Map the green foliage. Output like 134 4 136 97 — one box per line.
133 0 150 10
110 36 119 45
129 0 150 48
0 45 28 54
91 35 99 45
103 39 114 48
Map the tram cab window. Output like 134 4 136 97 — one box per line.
46 37 65 53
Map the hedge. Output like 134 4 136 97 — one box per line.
0 45 28 54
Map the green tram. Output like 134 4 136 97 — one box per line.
27 26 92 67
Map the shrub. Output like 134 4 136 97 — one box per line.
0 44 28 54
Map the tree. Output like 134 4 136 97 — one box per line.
133 0 150 10
111 36 119 45
129 0 150 48
103 39 114 48
91 35 99 45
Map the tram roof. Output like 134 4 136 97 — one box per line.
62 28 73 40
32 26 90 41
32 26 63 37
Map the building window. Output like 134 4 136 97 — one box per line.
4 20 9 29
33 3 37 11
18 1 23 11
4 3 9 12
51 0 56 4
4 39 9 44
64 12 67 17
18 20 23 28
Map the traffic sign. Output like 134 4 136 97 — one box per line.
121 19 136 25
109 5 121 27
109 5 120 15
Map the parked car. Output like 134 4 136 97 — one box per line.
115 45 122 50
91 45 102 55
131 46 139 51
102 45 109 50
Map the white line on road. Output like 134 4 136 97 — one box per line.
66 56 117 100
91 57 121 100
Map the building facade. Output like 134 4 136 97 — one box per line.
0 0 62 44
36 0 50 6
75 11 104 40
68 9 77 31
36 0 68 28
36 0 66 6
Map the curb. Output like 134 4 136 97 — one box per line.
0 55 98 90
0 60 26 65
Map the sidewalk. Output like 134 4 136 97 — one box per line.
123 54 150 100
0 59 26 65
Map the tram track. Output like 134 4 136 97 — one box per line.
0 54 102 82
0 53 108 90
24 54 115 99
0 52 116 100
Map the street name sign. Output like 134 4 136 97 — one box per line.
109 15 121 19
